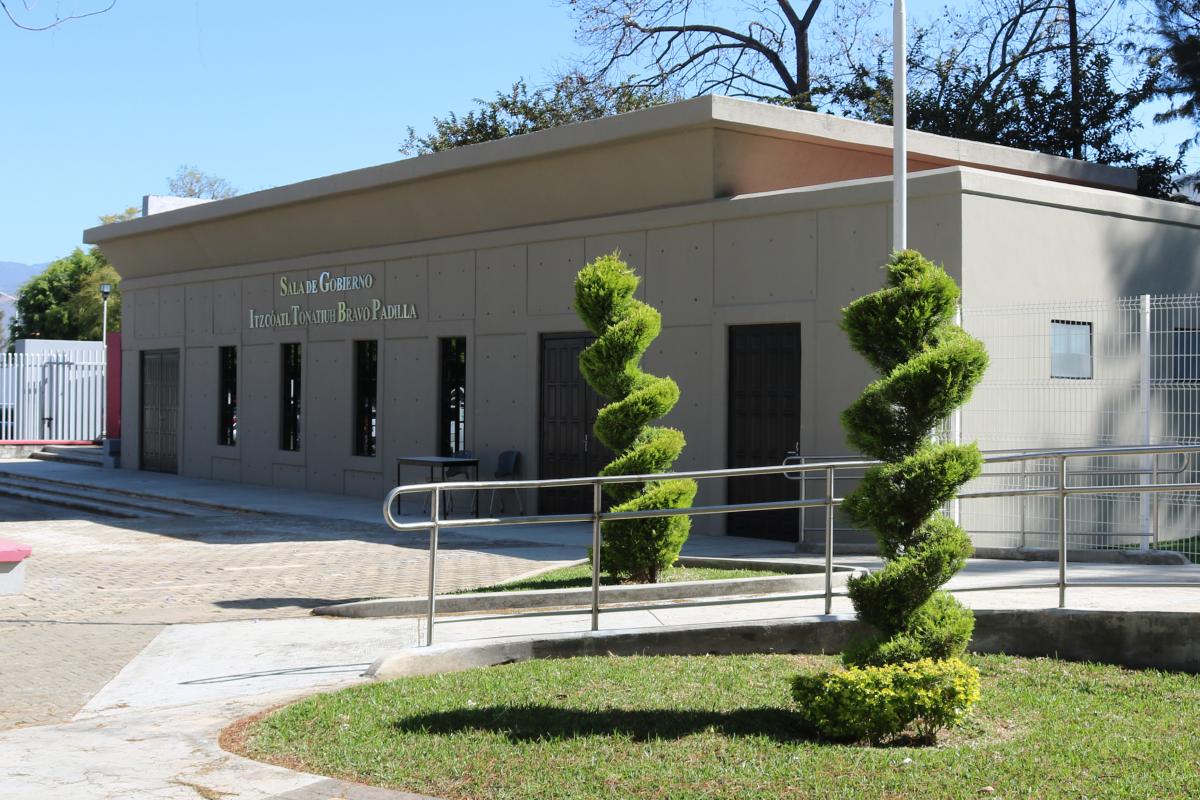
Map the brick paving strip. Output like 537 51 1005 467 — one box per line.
0 499 570 731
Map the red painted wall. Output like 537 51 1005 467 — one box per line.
106 332 121 440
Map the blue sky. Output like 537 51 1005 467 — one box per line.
1 0 1194 266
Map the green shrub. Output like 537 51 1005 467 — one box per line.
573 253 698 583
791 658 981 744
837 250 987 668
793 250 988 742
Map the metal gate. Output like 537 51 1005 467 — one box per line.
140 349 179 473
0 351 104 442
538 333 612 514
727 323 802 539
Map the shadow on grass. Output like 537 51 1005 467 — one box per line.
391 704 810 743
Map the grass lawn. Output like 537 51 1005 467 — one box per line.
459 563 790 593
230 653 1200 800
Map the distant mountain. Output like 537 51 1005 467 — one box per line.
0 261 48 294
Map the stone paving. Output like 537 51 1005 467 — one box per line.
0 496 571 730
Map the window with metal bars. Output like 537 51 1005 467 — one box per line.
218 346 237 446
439 337 467 456
353 340 378 457
280 343 302 451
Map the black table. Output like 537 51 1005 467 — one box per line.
396 456 480 517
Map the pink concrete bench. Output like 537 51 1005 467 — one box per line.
0 539 32 595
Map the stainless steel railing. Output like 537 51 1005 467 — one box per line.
383 443 1200 646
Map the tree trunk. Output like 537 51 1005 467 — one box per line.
1067 0 1082 160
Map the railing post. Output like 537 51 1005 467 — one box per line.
425 486 441 647
824 466 834 616
1152 456 1160 548
1058 454 1067 609
591 481 602 632
1018 457 1027 550
1139 293 1152 550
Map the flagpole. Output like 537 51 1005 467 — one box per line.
893 0 907 252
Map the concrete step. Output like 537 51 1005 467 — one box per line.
0 481 144 519
30 447 103 467
0 468 237 516
0 474 196 518
41 444 103 457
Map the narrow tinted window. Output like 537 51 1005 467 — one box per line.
353 340 378 457
281 343 302 451
439 337 467 456
218 346 237 446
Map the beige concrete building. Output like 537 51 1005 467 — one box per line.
84 96 1200 540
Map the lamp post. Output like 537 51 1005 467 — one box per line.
99 282 112 441
893 0 907 252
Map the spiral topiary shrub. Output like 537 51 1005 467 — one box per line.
792 250 988 742
573 253 698 584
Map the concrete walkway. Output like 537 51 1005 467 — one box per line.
2 460 1199 799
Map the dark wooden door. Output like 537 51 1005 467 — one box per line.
538 334 614 514
727 324 802 539
140 349 179 474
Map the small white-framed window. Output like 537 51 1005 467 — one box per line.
1051 320 1093 379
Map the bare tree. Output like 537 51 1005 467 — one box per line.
167 166 236 200
571 0 830 107
1 0 114 31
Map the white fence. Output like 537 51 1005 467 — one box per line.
0 351 105 442
958 294 1200 559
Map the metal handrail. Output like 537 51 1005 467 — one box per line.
382 443 1200 646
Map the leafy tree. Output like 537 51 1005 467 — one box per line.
1141 1 1200 143
793 251 988 743
401 74 670 155
7 248 120 344
830 43 1185 198
99 206 141 225
573 253 697 583
168 165 237 199
67 263 122 341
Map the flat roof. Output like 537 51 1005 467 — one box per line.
85 95 1136 247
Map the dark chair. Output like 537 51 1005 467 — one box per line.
488 450 524 516
443 450 475 515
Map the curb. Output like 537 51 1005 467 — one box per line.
313 570 863 619
972 545 1190 565
368 608 1200 679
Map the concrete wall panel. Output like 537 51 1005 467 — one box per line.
185 284 213 342
239 343 277 486
159 285 186 338
429 252 476 321
528 239 585 316
714 213 817 306
272 463 306 490
213 279 241 335
134 289 159 339
385 256 428 337
182 346 216 480
644 324 716 515
306 340 349 493
212 456 240 483
476 246 527 334
382 337 438 487
815 204 889 322
473 333 533 483
646 223 714 326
